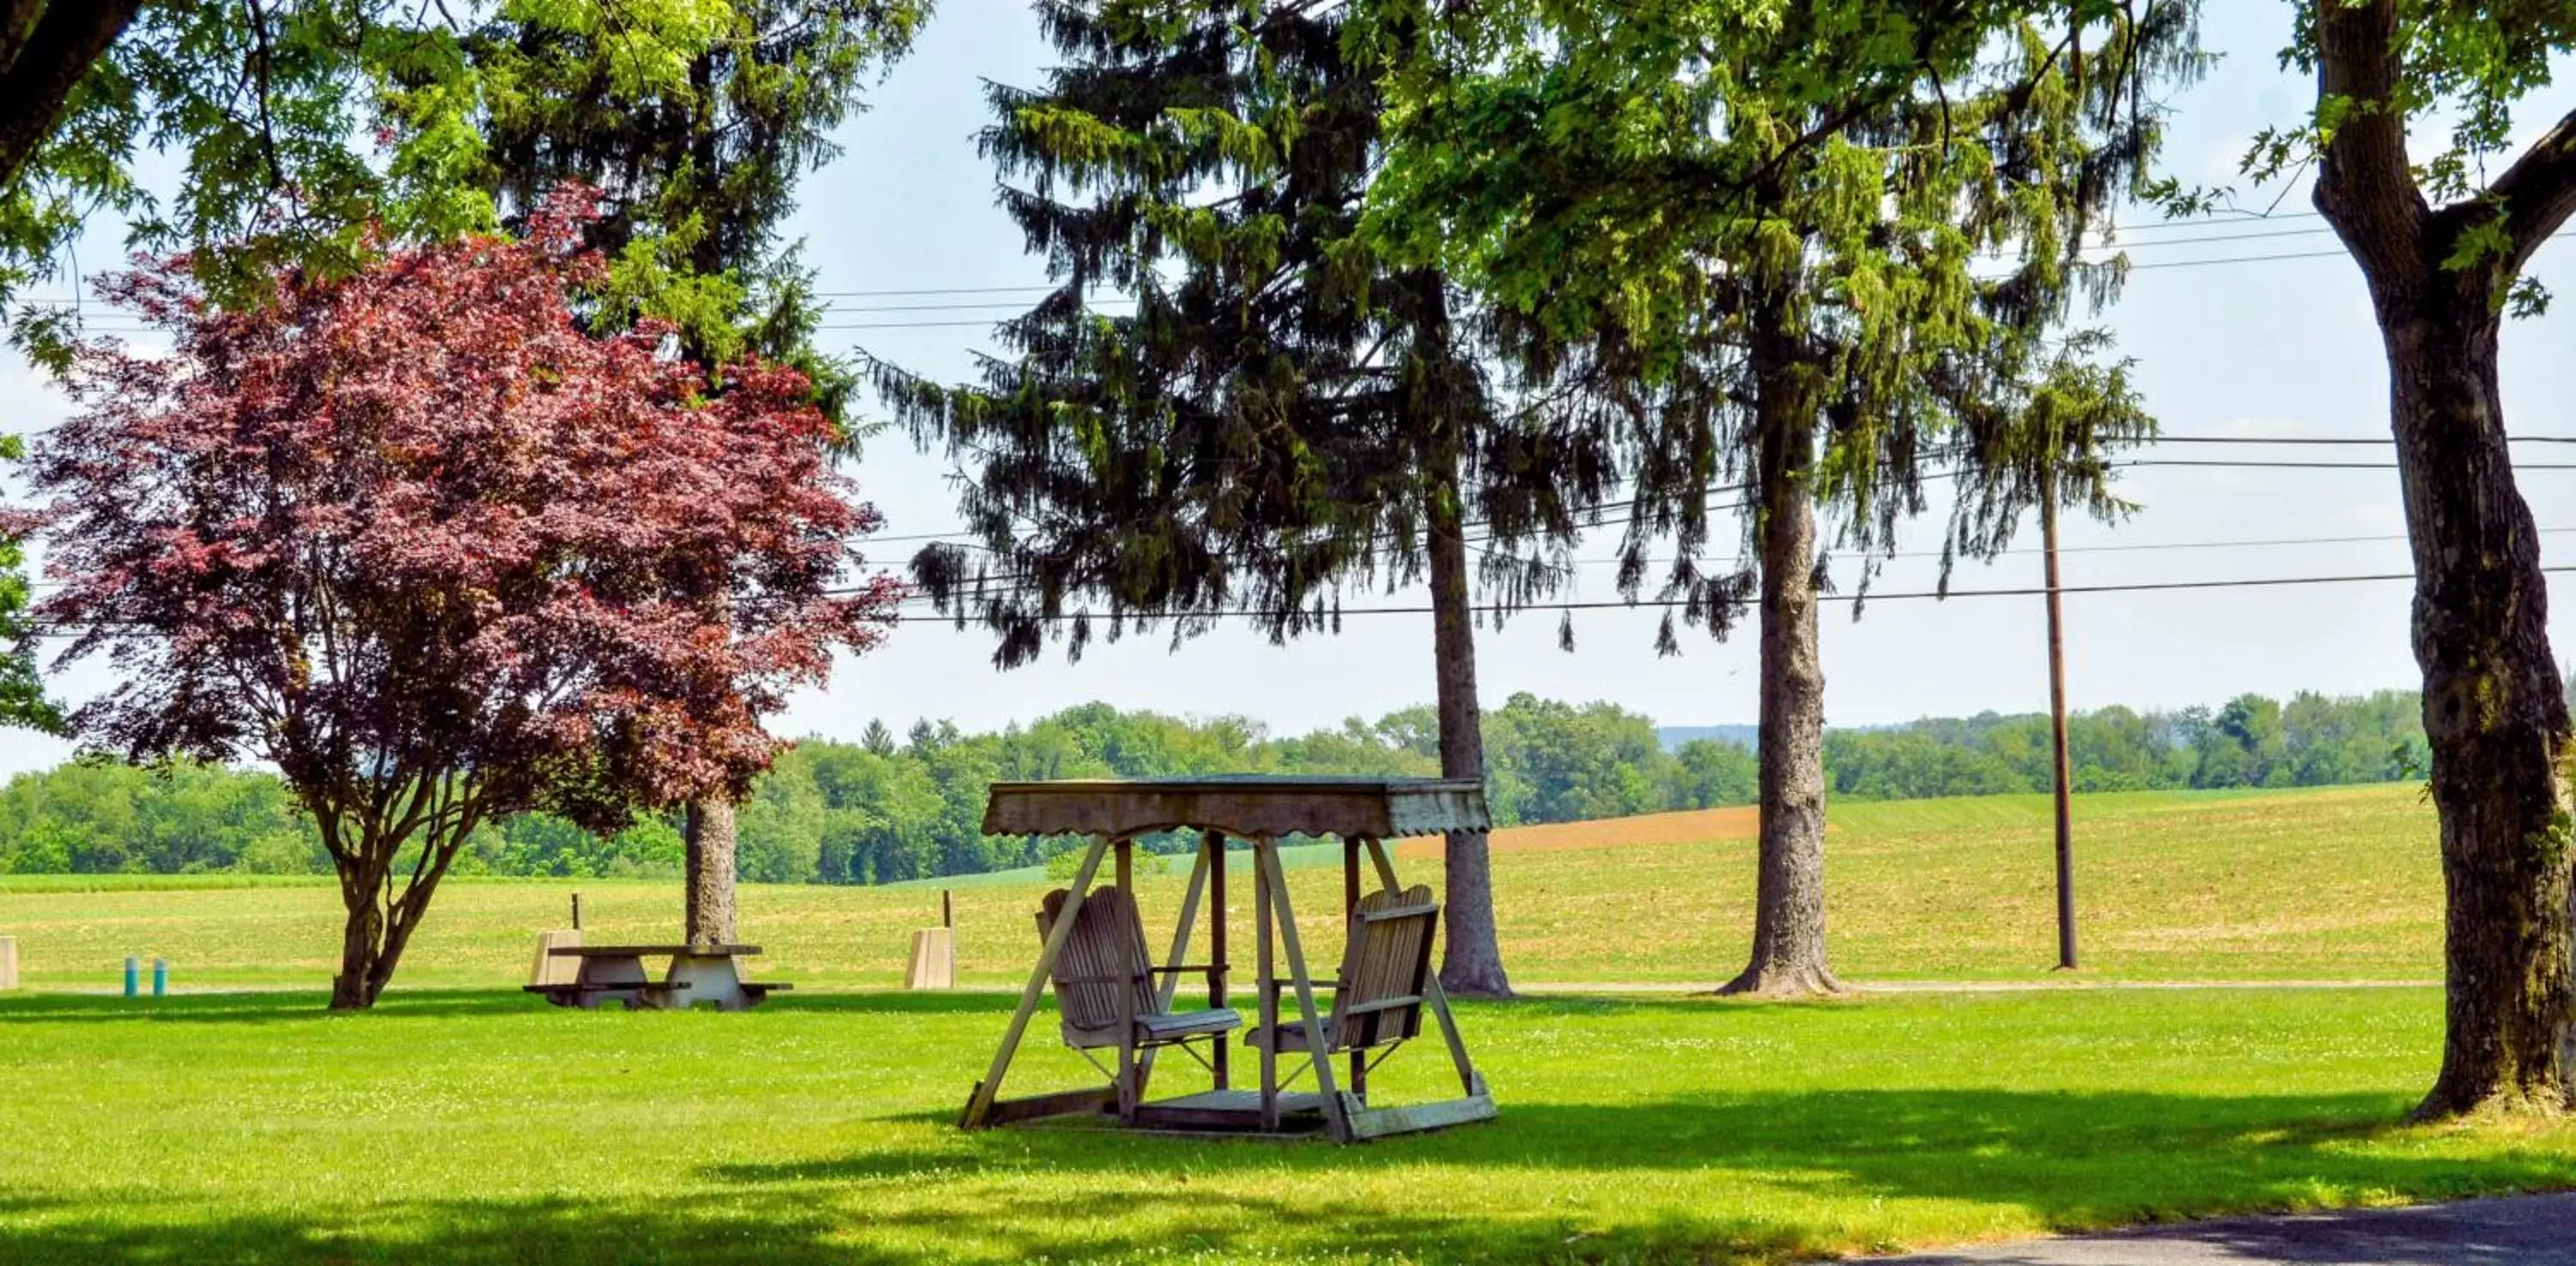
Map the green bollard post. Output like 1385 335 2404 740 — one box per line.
152 958 168 997
123 957 138 998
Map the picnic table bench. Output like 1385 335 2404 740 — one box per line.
523 944 792 1012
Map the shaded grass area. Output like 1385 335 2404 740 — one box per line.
2 986 2571 1263
0 784 2438 991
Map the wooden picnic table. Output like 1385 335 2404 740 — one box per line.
523 943 792 1012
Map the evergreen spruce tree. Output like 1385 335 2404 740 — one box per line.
465 0 930 946
1370 0 2201 993
878 0 1610 996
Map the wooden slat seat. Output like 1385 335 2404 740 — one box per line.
1245 884 1437 1054
1037 886 1241 1049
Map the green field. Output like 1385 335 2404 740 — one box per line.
0 784 2441 991
3 782 2561 1264
3 987 2571 1263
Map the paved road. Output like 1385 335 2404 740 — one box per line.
1866 1194 2576 1263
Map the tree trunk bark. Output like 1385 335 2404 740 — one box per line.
1720 343 1842 998
1428 473 1510 998
330 891 386 1011
2309 3 2576 1114
2379 301 2573 1118
327 843 462 1011
685 799 739 948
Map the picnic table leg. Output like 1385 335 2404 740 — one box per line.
576 953 652 1010
1260 841 1350 1141
961 833 1111 1129
667 952 748 1011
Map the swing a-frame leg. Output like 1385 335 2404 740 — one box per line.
960 835 1114 1129
1334 837 1498 1141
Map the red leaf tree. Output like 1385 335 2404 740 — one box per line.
26 197 904 1008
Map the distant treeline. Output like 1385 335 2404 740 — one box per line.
0 689 2438 881
1825 691 2428 800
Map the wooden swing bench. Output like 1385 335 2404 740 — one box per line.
959 776 1498 1143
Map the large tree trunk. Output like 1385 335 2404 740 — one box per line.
330 890 386 1011
1428 477 1510 998
2374 300 2571 1117
1720 344 1842 998
685 799 739 948
328 837 465 1010
2314 0 2576 1118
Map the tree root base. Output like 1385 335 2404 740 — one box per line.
2409 1083 2573 1124
1711 963 1847 999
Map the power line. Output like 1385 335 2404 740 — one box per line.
2098 211 2324 236
1514 525 2576 569
2126 459 2576 470
866 564 2576 624
2154 434 2576 445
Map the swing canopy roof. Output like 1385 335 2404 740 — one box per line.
981 776 1490 843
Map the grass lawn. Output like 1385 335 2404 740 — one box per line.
1 986 2570 1263
0 783 2439 991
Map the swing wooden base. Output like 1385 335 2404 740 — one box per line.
957 777 1503 1147
970 1082 1498 1140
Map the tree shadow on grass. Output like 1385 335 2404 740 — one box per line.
702 1088 2576 1263
4 1088 2570 1264
0 1195 915 1266
0 989 550 1025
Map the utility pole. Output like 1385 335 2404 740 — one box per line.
2042 475 2077 971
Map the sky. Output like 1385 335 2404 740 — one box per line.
2 3 2571 775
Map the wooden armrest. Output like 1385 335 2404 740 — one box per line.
1145 964 1218 975
1359 903 1439 923
1340 994 1423 1016
1053 973 1146 985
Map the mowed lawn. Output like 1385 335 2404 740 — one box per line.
0 783 2438 990
3 987 2573 1263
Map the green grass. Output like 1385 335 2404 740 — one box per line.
1 986 2571 1263
0 783 2440 990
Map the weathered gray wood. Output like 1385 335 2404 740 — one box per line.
1365 836 1480 1096
1345 1093 1499 1141
1114 837 1138 1123
1207 829 1230 1090
904 927 955 989
1131 1088 1327 1134
1137 838 1212 1094
982 777 1488 843
961 833 1109 1129
1255 838 1277 1131
550 944 762 957
976 1085 1116 1127
1259 841 1350 1142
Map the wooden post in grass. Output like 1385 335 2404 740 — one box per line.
908 891 957 989
0 935 16 991
530 929 583 986
2042 478 2078 971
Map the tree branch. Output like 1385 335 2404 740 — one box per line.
2310 0 2430 285
2472 105 2576 274
0 0 146 193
